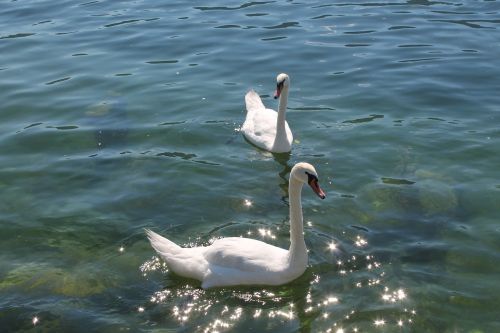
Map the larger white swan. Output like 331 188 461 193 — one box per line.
241 73 293 153
146 162 326 288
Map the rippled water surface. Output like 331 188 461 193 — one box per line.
1 1 500 332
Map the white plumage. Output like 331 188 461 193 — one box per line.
146 162 326 288
241 73 293 153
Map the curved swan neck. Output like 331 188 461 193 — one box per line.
275 86 289 138
288 177 306 259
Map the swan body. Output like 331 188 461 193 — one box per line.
241 73 293 153
146 162 326 288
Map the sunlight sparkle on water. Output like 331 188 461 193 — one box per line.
268 308 294 320
327 241 337 251
381 287 407 303
32 316 39 325
140 256 168 276
258 228 276 239
243 199 252 207
355 235 367 247
323 296 339 305
150 290 172 304
229 308 243 320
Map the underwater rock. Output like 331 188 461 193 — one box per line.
358 169 458 219
415 170 458 216
361 183 417 215
1 263 116 297
84 93 129 149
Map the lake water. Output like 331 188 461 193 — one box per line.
1 1 499 332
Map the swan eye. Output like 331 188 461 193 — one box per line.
305 171 318 184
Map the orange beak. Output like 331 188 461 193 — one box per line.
309 178 326 199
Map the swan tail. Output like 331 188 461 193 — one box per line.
245 89 265 113
145 229 182 255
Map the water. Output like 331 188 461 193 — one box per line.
1 0 499 332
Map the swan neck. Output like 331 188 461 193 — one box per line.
288 177 306 259
276 86 289 135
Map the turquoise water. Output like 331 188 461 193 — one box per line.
1 0 500 332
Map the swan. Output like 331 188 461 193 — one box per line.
241 73 293 153
145 162 326 288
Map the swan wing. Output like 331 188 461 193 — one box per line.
241 108 278 151
200 237 294 288
204 237 288 272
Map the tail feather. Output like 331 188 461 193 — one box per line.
245 89 265 112
145 229 182 255
145 228 207 281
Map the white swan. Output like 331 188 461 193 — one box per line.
146 162 326 288
241 73 293 153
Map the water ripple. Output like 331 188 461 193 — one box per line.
0 33 35 39
79 1 99 6
194 2 274 11
311 14 333 20
46 125 79 130
398 57 441 63
388 25 416 30
261 36 287 41
23 122 43 130
45 77 71 85
344 30 376 34
381 177 416 185
104 19 142 28
146 60 179 64
430 19 500 29
264 22 300 29
343 115 384 124
156 151 196 160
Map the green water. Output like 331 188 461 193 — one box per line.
1 1 500 332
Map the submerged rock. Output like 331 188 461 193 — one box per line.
84 92 129 150
358 169 458 218
1 263 116 297
415 169 458 216
361 183 417 215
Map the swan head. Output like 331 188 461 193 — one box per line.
274 73 290 99
291 162 326 199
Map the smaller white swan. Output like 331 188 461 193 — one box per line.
146 162 326 288
241 73 293 153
